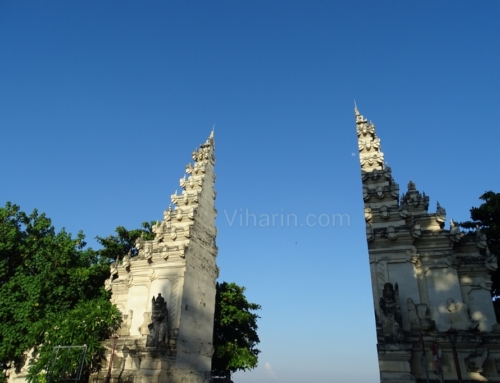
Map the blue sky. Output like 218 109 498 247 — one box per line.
1 2 500 382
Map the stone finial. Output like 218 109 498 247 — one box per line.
436 201 446 225
408 180 416 191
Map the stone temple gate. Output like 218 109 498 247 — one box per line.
92 131 219 383
355 107 500 382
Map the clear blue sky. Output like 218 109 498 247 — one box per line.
1 2 500 382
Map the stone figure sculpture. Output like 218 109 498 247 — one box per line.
407 298 435 331
447 298 479 331
379 283 404 342
146 293 169 348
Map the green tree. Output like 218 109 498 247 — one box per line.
95 221 155 262
460 191 500 319
26 299 121 383
0 203 111 376
212 282 261 382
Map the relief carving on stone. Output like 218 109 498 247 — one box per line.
104 278 112 291
176 207 183 221
163 205 172 221
379 205 389 219
117 310 133 336
379 282 405 342
366 223 374 242
407 298 435 331
386 226 397 241
411 222 421 239
390 180 399 198
122 251 131 270
446 298 479 331
153 221 165 243
376 185 384 198
465 347 488 373
135 235 145 257
364 207 372 222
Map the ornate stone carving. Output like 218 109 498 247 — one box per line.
171 190 178 205
163 205 172 221
122 252 131 269
363 187 370 201
465 347 488 373
182 190 189 205
376 186 384 198
176 207 182 221
383 163 392 179
390 180 399 198
110 262 118 277
411 222 421 239
188 207 195 220
450 219 462 242
180 175 187 189
475 226 487 249
117 310 133 336
144 243 153 260
364 207 372 221
135 235 145 257
407 298 435 331
146 294 169 348
153 221 165 243
360 152 384 168
379 205 389 219
408 180 416 191
446 298 479 331
379 283 404 342
171 226 177 241
104 278 112 291
386 226 398 241
366 223 374 242
399 203 409 218
435 201 446 225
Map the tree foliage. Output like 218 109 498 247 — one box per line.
0 202 110 376
460 191 500 319
95 221 155 262
212 282 261 380
27 299 121 383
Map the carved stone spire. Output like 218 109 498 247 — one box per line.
356 107 384 172
96 130 219 383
